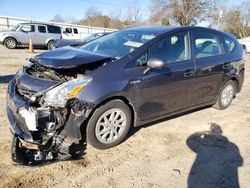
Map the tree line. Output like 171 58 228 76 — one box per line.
51 0 250 38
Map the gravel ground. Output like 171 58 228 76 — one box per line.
0 45 249 188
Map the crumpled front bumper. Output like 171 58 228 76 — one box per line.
7 76 94 164
6 79 39 144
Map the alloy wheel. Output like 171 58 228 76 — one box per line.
221 84 234 107
95 108 127 144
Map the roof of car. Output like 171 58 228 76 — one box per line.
20 22 60 27
122 26 180 34
121 26 224 35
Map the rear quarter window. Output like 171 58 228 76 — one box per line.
47 25 61 34
224 36 236 53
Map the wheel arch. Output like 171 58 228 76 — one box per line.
93 96 136 127
3 36 18 44
79 95 137 139
224 76 239 92
45 38 55 45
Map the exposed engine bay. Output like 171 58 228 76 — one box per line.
7 49 112 164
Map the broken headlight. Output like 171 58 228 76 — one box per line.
43 76 92 108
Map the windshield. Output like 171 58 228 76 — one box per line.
11 24 20 31
81 31 157 59
81 33 102 43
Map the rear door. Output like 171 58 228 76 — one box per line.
33 25 47 45
190 29 226 105
140 30 196 121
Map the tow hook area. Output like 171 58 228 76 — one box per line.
11 134 87 165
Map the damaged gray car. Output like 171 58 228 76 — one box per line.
6 26 244 164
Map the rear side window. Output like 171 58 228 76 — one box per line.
47 25 61 34
38 25 46 33
224 36 236 53
193 31 223 59
149 31 190 63
73 28 78 34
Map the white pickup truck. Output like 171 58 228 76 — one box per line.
61 27 90 39
240 37 250 53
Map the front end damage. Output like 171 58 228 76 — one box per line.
6 51 108 164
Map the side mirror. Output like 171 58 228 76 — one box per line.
62 31 67 34
147 58 166 69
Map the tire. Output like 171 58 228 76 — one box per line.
4 38 17 49
47 40 55 50
213 80 236 110
86 100 132 149
11 135 28 164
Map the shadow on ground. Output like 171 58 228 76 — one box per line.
0 74 14 84
186 123 243 188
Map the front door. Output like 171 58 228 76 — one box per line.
141 30 196 121
18 24 35 45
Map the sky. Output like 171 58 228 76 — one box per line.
0 0 248 22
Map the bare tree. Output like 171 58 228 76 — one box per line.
50 14 65 23
239 1 250 37
79 7 111 28
150 0 217 26
223 9 244 38
123 2 142 27
108 10 124 29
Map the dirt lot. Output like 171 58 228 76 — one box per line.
0 45 249 188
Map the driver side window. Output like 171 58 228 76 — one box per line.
21 25 35 32
149 31 190 63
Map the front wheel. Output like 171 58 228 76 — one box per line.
4 38 17 49
86 100 132 149
213 80 236 110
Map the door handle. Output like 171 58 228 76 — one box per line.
130 79 141 85
223 63 230 69
201 65 214 72
184 70 195 77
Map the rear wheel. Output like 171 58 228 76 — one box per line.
4 38 17 49
47 40 55 50
214 80 236 110
86 100 132 149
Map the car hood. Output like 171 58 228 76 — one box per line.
33 47 112 69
